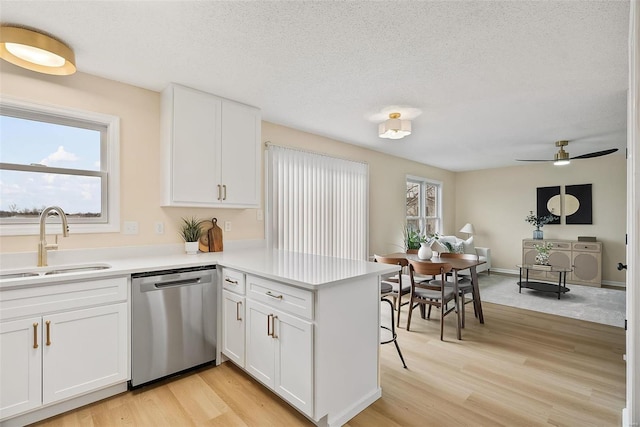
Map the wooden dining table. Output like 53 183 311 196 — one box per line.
383 252 486 324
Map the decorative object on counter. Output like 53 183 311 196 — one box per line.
209 218 223 252
525 210 557 240
533 241 553 265
577 236 597 242
179 216 203 254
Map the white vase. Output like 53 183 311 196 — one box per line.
418 242 433 260
184 241 199 255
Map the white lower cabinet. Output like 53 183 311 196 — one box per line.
245 299 313 416
221 290 245 367
42 303 128 404
0 276 129 422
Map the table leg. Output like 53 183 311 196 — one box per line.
557 272 562 300
470 266 484 324
519 267 522 293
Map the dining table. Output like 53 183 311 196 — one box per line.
383 252 486 324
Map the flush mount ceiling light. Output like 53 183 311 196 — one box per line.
378 112 411 140
0 26 76 75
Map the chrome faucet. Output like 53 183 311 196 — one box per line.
38 206 69 267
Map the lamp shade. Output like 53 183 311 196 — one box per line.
459 223 475 234
378 112 411 139
0 26 76 75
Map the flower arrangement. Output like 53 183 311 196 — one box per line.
403 226 439 251
525 211 557 230
533 241 553 265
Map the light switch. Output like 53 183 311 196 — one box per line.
154 222 164 234
225 221 232 232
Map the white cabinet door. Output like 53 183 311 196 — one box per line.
42 303 128 404
245 299 276 387
220 100 261 207
222 290 245 367
273 309 313 416
245 299 313 416
163 84 222 206
0 317 42 419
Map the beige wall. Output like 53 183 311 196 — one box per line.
455 156 627 285
0 64 626 284
0 64 455 257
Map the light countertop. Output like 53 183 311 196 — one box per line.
0 244 398 290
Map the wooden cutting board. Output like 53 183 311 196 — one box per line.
209 218 223 252
199 219 213 252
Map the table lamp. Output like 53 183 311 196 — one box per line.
460 223 475 238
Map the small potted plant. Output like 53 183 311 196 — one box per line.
533 241 553 265
179 216 203 254
525 211 557 240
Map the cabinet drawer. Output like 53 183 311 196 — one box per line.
0 277 128 321
246 275 313 320
222 268 246 294
549 241 571 250
572 242 601 252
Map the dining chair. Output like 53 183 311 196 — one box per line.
374 255 411 326
407 260 461 340
434 253 478 327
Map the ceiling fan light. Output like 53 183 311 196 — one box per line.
554 159 570 166
378 112 412 139
0 26 76 75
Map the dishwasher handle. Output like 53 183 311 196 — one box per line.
140 277 203 292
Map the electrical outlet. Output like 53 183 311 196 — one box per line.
154 222 164 234
124 221 139 235
225 221 232 232
257 209 263 221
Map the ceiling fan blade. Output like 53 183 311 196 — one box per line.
515 159 554 162
570 148 619 160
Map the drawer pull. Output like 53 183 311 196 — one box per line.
225 278 239 285
45 320 51 346
266 291 283 300
33 323 39 349
236 301 242 321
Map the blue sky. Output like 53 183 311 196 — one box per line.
0 115 102 214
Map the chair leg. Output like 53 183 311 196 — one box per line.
396 293 402 327
427 303 432 319
440 302 445 341
461 292 466 328
406 301 414 331
455 295 462 340
394 340 408 369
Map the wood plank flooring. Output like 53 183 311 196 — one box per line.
31 302 625 427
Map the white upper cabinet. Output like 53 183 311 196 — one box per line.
161 83 261 208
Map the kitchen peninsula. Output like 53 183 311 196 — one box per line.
0 244 398 427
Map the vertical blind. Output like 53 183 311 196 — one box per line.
266 144 369 260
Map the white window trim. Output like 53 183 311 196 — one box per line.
0 96 120 236
406 174 443 235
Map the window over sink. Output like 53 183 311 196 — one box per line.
0 97 120 235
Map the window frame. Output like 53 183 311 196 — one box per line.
406 175 443 236
0 96 120 236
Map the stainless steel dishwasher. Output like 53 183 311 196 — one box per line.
130 265 217 388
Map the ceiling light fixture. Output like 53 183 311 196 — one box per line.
0 26 76 75
378 112 411 140
553 140 571 166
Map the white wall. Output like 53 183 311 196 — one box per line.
456 155 627 285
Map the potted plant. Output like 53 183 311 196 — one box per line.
533 241 553 265
179 216 203 254
525 211 557 240
403 226 439 259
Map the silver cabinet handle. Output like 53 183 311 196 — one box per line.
223 185 227 201
266 291 283 300
225 278 238 285
236 301 242 321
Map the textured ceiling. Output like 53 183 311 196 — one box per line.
0 0 630 171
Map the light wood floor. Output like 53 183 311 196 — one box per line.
31 302 625 427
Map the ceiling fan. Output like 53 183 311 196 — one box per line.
516 140 619 166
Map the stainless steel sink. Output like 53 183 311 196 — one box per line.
44 265 111 275
0 271 41 279
0 264 112 280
